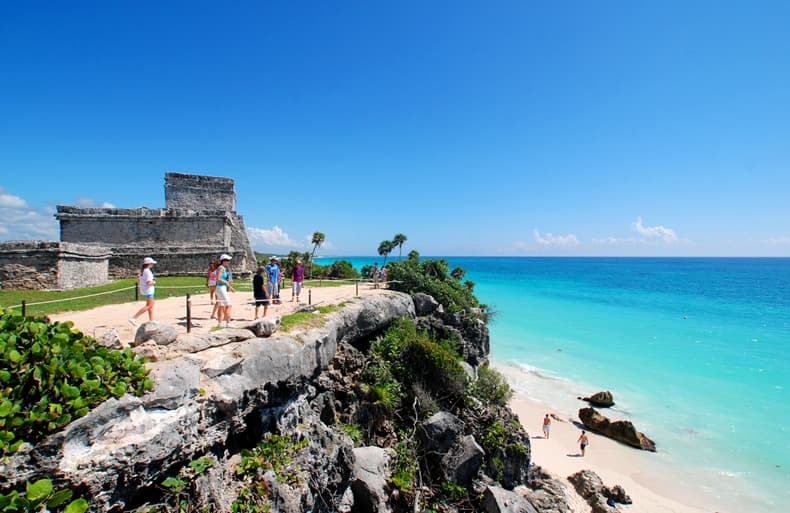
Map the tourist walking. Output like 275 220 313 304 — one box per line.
542 414 551 439
371 263 380 289
578 430 589 456
129 257 157 325
291 260 304 302
253 266 269 319
215 254 235 327
207 259 218 304
266 256 281 304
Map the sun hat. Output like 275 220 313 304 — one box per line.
143 257 157 265
220 254 232 261
270 255 278 260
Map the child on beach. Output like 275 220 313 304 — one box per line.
129 257 157 325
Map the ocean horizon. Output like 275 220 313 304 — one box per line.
316 256 790 513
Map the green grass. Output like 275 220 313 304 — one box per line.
279 305 341 332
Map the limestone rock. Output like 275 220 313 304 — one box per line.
441 435 484 485
351 446 391 513
142 358 201 410
567 469 604 499
95 328 123 350
417 411 464 453
170 328 255 353
582 390 614 408
134 321 178 346
412 292 440 316
247 316 280 337
578 407 656 451
603 484 632 504
482 485 539 513
131 341 168 362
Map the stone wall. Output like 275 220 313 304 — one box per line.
0 241 110 290
165 172 236 211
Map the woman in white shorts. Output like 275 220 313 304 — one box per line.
215 254 235 327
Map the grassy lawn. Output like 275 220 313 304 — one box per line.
279 305 341 332
0 276 358 317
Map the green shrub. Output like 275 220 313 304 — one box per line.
468 366 513 406
0 479 87 513
0 309 153 454
326 260 358 279
390 434 418 492
386 259 479 314
440 481 467 500
339 423 362 446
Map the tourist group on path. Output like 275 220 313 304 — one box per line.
129 254 306 328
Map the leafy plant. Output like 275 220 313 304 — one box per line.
339 423 362 446
0 478 88 513
390 434 418 492
0 308 153 453
468 366 513 406
145 456 216 513
440 481 467 500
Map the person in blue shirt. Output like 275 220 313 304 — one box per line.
265 256 281 304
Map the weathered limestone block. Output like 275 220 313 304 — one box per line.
351 446 392 513
134 321 178 346
482 485 539 513
417 411 464 453
441 434 484 485
412 292 440 316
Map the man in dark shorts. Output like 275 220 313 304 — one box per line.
253 266 270 319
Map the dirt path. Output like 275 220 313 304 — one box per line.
51 282 386 343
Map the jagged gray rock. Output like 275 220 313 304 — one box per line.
413 292 440 315
441 434 485 485
351 446 391 513
0 293 413 511
142 357 201 410
246 316 281 337
482 485 539 513
95 328 123 349
417 411 464 453
567 469 604 499
578 407 656 451
582 390 614 407
170 328 256 353
133 321 178 346
603 484 632 504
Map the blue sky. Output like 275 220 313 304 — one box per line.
1 1 789 256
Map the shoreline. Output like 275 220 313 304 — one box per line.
493 362 717 513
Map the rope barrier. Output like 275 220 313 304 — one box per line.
5 286 137 309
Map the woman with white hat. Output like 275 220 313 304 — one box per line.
129 257 157 326
215 254 235 327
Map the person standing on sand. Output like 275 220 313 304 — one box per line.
291 260 304 302
542 414 551 439
371 263 379 289
266 256 281 304
578 430 589 456
129 257 157 325
253 266 269 319
215 254 235 327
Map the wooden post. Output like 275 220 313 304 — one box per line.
135 283 139 301
21 300 26 317
308 289 311 305
355 279 359 296
186 294 192 333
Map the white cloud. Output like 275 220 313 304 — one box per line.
533 229 580 247
247 226 301 250
0 189 27 208
631 217 678 243
766 236 790 246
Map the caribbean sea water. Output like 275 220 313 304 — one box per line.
316 256 790 512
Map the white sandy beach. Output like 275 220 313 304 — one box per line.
49 286 715 513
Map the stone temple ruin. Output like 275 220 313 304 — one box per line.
0 172 256 290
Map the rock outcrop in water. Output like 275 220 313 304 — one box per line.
578 407 656 452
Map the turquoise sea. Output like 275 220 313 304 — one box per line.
316 256 790 512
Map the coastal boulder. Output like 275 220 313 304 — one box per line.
417 411 464 453
567 469 604 499
412 292 441 316
440 435 485 485
248 316 280 337
578 407 656 452
482 485 539 513
581 390 614 408
351 446 392 513
133 321 178 346
603 484 632 504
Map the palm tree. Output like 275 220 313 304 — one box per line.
310 231 325 279
451 267 466 281
378 240 394 267
392 233 407 261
